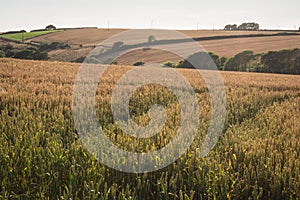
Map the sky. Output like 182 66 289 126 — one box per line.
1 0 300 32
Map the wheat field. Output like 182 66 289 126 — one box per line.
0 58 300 199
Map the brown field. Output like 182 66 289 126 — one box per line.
117 35 300 65
48 47 94 62
28 28 300 63
30 28 129 46
0 38 31 49
31 28 286 46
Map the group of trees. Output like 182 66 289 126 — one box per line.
223 49 300 74
0 41 70 61
39 42 70 51
164 49 300 75
0 45 48 60
224 22 259 30
224 24 238 30
177 52 226 70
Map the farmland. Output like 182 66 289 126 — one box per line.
0 58 299 199
28 28 300 63
30 28 289 47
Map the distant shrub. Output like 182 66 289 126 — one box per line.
39 42 70 51
163 61 177 68
0 44 48 61
133 61 145 66
13 49 48 60
148 35 156 43
13 49 35 60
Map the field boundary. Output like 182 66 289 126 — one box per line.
192 32 300 42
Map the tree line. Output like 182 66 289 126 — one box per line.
224 22 260 30
167 48 300 75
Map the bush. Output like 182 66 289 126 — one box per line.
33 51 48 60
13 49 48 60
133 61 145 66
163 61 177 68
39 42 70 51
148 35 156 43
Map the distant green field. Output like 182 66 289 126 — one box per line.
0 30 60 41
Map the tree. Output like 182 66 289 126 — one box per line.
219 56 228 70
224 24 231 30
39 42 70 51
208 52 225 69
178 52 219 70
261 48 300 74
224 50 256 71
238 22 259 30
224 24 237 30
13 49 48 60
231 24 237 30
45 25 56 30
148 35 156 43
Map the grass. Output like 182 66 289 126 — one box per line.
0 30 60 42
0 58 299 199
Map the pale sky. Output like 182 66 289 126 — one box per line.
1 0 300 32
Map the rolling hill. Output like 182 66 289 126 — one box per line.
28 28 300 63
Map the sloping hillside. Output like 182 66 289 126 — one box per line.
29 28 300 63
